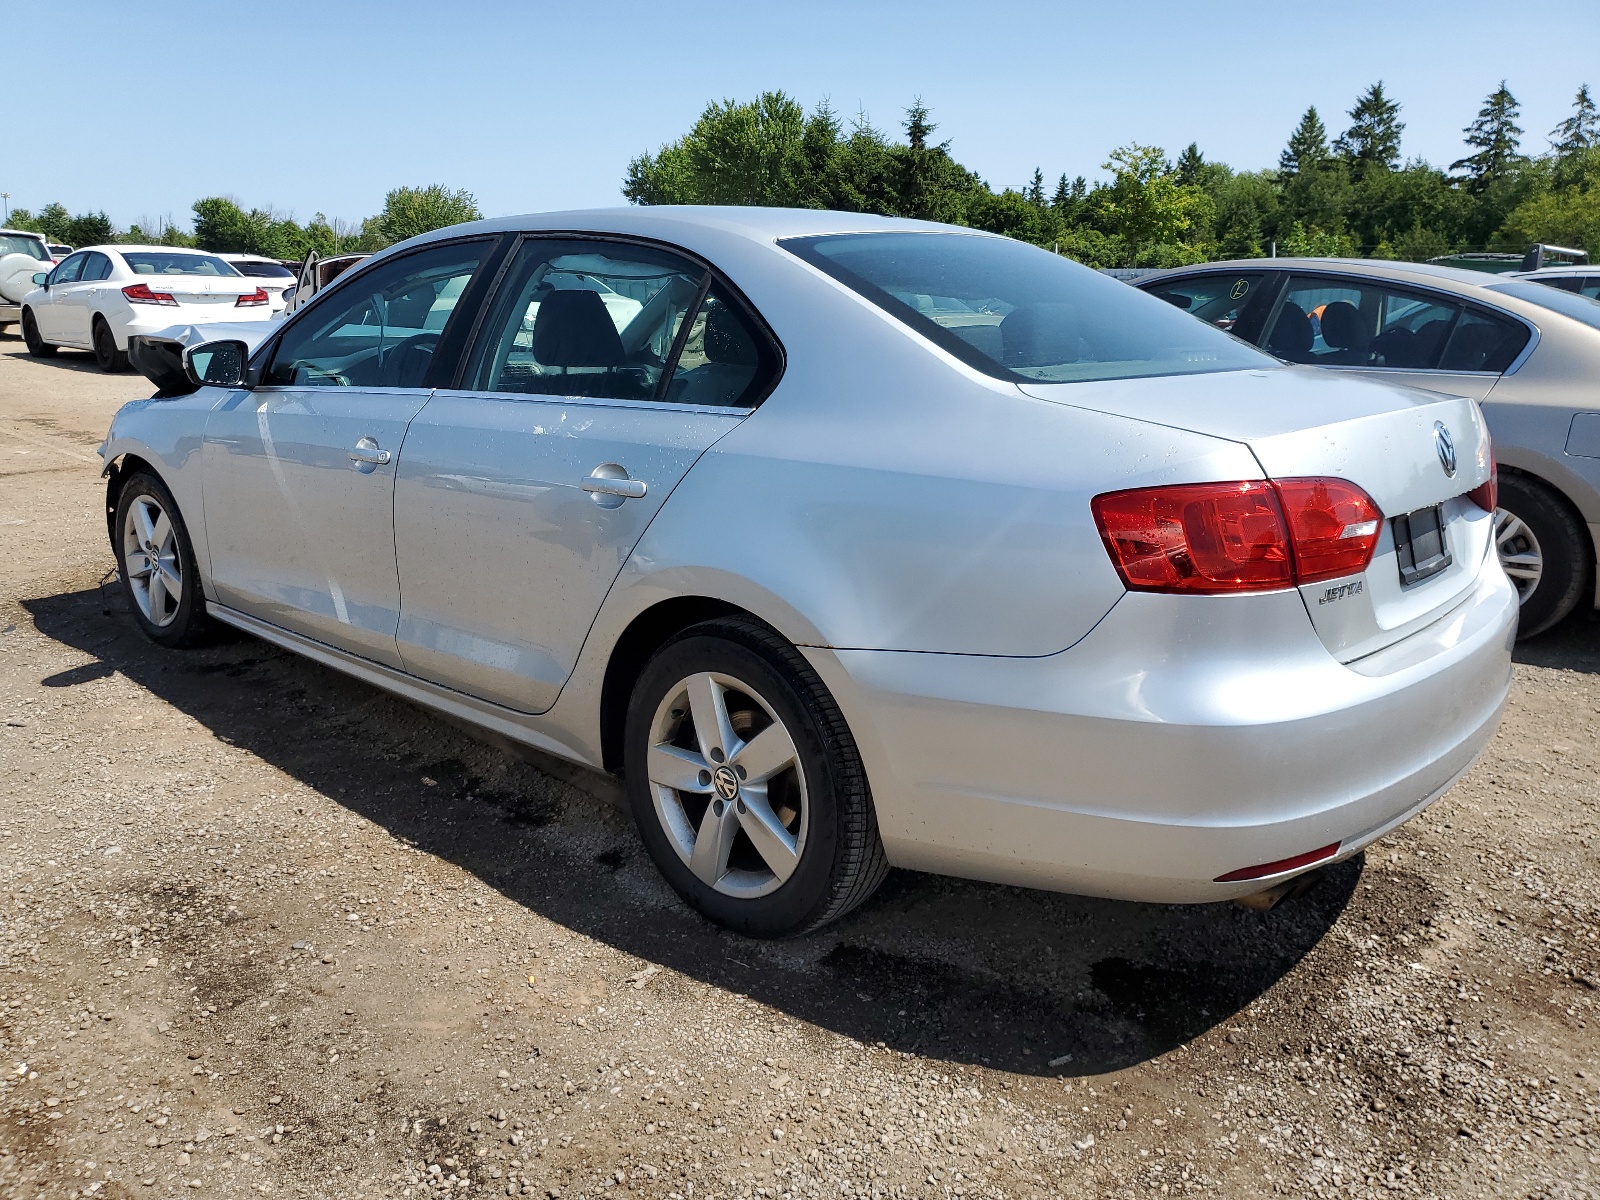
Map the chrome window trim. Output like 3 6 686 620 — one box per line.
444 388 755 419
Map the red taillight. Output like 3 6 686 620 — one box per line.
1274 478 1383 584
1467 443 1497 513
1091 481 1294 593
1092 477 1383 595
236 287 269 307
122 283 176 306
1215 842 1340 883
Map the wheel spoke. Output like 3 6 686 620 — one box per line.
147 570 169 616
688 798 740 887
151 511 173 554
1500 552 1542 579
124 550 153 580
157 562 183 606
735 788 801 884
131 500 157 547
686 673 737 764
729 721 797 786
648 743 712 793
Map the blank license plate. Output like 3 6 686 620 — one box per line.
1393 504 1452 586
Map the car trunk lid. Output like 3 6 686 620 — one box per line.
1021 366 1494 662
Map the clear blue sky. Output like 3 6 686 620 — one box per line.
10 0 1600 231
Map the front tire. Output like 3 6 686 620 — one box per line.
1496 474 1591 639
21 310 57 357
114 471 210 647
93 318 129 372
624 617 888 937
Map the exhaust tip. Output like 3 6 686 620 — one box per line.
1234 866 1329 912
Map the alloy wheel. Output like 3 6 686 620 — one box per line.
646 671 808 899
1494 506 1543 604
122 494 184 627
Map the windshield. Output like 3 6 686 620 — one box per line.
231 260 294 279
1486 280 1600 333
122 251 241 277
782 231 1271 383
0 234 49 260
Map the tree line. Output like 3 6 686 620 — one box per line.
4 185 481 260
626 83 1600 267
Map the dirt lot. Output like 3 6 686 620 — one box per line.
0 336 1596 1200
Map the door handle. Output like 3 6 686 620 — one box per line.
580 463 647 506
348 437 392 470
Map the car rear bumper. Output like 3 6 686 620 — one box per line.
808 563 1516 903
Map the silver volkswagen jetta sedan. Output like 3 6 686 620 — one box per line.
99 208 1516 936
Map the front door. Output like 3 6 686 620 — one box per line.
34 252 87 342
201 239 494 666
393 237 775 712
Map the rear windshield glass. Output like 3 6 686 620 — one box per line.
231 260 294 278
122 251 240 277
0 234 49 260
782 231 1271 383
1486 280 1600 333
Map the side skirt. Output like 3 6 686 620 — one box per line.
205 602 599 769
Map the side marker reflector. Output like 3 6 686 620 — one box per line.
1215 842 1340 883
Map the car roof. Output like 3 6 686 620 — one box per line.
0 228 48 239
388 205 994 256
1510 266 1594 278
97 244 218 254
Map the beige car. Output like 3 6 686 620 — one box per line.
1140 258 1600 637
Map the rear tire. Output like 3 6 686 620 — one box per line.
21 310 57 357
624 617 889 937
1496 474 1591 639
114 471 211 648
93 317 129 372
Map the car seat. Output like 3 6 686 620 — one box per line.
1317 301 1373 365
1265 302 1314 361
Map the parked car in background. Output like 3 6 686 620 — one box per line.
20 246 274 372
47 243 73 263
219 253 296 313
1139 258 1600 637
283 251 370 315
99 208 1513 934
1511 264 1600 300
0 230 55 334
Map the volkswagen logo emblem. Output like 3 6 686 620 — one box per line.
1434 422 1457 478
712 765 740 801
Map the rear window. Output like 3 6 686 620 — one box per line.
122 251 240 277
1487 280 1600 333
0 234 49 260
782 231 1270 383
231 260 294 278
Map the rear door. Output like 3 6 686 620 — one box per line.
1255 272 1532 401
202 238 497 666
392 236 777 712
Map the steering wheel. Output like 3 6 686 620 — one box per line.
378 333 441 388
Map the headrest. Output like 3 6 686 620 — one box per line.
703 305 756 366
1266 302 1313 359
1000 304 1078 368
1319 301 1366 350
533 290 624 368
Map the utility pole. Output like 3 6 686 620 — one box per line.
1 194 9 224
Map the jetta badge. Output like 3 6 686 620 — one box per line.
1434 422 1457 478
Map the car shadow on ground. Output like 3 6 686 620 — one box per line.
1 342 104 372
1514 607 1600 675
26 583 1369 1078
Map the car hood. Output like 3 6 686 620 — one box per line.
127 321 278 396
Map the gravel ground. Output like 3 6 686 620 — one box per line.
0 336 1597 1200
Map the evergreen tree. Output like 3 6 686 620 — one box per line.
1333 83 1404 177
1279 107 1329 176
1175 143 1205 185
1452 81 1524 192
904 99 935 152
1551 84 1599 158
1025 168 1046 208
1052 173 1071 209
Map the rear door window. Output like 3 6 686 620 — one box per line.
1261 276 1461 368
1146 272 1269 333
81 252 112 281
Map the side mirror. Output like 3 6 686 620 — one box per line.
31 272 48 287
183 340 250 388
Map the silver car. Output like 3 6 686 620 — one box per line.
99 209 1515 936
1139 258 1600 637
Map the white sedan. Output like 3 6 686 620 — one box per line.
219 253 297 313
21 245 274 371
